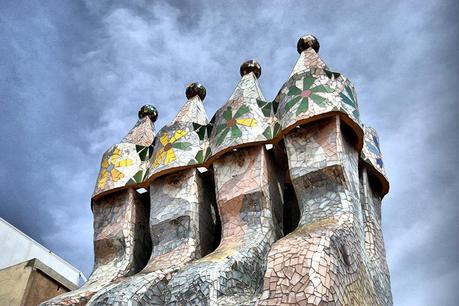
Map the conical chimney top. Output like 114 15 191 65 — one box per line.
240 60 261 79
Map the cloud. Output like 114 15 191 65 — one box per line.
0 0 457 304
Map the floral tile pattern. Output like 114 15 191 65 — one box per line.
152 130 191 167
209 72 277 157
214 105 257 146
284 75 334 115
276 47 362 144
97 146 135 189
93 116 156 198
125 144 155 186
147 95 210 179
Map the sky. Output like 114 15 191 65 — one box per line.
0 1 458 305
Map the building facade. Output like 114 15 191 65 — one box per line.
0 218 84 305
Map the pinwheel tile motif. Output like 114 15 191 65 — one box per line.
257 99 281 140
93 143 143 197
209 73 274 156
276 70 361 132
210 101 270 156
147 122 209 179
214 105 257 146
125 144 155 186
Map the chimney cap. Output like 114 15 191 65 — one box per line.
240 60 261 79
186 82 206 101
138 104 158 122
297 34 320 54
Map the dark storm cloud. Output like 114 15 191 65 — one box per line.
0 1 457 305
0 1 101 273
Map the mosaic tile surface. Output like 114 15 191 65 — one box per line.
276 40 363 150
86 87 216 305
41 189 151 305
167 146 283 305
360 167 393 306
257 116 382 305
46 34 393 306
361 125 389 195
209 65 279 160
93 114 156 198
87 169 216 305
147 94 211 180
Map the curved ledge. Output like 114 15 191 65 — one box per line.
92 143 151 199
275 69 363 151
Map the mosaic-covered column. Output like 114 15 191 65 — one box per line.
360 126 393 305
167 61 283 305
257 35 380 305
41 105 158 306
87 83 217 305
